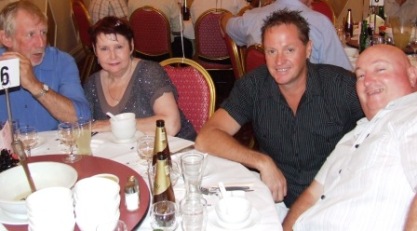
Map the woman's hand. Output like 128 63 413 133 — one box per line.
92 120 111 132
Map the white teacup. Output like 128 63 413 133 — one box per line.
110 112 136 142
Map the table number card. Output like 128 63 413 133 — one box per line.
0 121 12 151
0 58 20 91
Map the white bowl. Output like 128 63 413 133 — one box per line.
215 196 252 224
0 162 78 219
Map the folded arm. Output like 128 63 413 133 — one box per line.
282 180 323 231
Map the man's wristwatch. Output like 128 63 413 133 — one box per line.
33 83 49 99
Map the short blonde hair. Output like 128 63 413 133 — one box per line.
0 0 47 36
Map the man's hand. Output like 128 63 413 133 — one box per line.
0 51 41 93
259 157 287 202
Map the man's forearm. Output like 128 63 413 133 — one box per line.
404 194 417 231
36 89 78 122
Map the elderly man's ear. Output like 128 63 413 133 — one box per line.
0 30 12 48
409 66 417 89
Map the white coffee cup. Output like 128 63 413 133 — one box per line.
110 112 136 142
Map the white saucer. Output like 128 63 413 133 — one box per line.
209 207 260 230
0 208 28 225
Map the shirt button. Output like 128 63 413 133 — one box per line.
355 144 359 148
321 195 325 200
339 169 342 174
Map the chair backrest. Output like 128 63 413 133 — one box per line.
244 44 265 74
71 1 92 51
129 6 172 58
220 17 244 79
311 0 335 24
160 58 216 133
194 9 231 61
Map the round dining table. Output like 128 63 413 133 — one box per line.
1 131 282 231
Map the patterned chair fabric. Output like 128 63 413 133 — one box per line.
129 7 172 58
311 0 335 24
194 9 232 70
160 58 216 133
244 44 265 74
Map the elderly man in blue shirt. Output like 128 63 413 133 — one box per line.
222 0 352 71
0 1 90 131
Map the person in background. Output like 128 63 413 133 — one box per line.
190 0 249 24
84 16 196 140
195 9 363 220
221 0 353 71
88 0 128 24
0 0 90 131
127 0 193 58
385 0 417 25
283 44 417 230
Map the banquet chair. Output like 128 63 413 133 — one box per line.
220 16 244 79
129 7 172 62
193 9 233 71
71 0 97 83
311 0 335 24
160 58 216 133
244 44 265 74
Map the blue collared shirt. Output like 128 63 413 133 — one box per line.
0 46 91 131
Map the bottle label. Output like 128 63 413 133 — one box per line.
154 159 171 195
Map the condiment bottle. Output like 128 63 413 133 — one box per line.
182 0 190 21
124 176 139 211
152 120 171 166
153 151 176 203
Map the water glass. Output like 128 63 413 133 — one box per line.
150 200 178 231
137 135 154 165
180 194 207 231
17 125 38 157
58 122 81 163
181 152 205 194
76 119 92 155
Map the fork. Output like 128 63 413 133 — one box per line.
200 186 253 195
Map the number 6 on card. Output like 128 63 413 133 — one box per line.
0 58 20 91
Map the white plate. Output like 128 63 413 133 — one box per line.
208 207 260 230
0 207 27 225
31 136 46 150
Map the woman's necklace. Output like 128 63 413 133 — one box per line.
106 59 133 104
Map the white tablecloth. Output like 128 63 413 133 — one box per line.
28 131 282 231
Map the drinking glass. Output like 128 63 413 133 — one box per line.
137 135 154 165
180 194 207 231
390 17 413 50
150 200 178 231
76 119 92 155
181 152 205 195
17 125 38 157
58 122 81 163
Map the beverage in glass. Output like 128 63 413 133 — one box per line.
150 201 178 231
17 125 38 157
76 119 92 155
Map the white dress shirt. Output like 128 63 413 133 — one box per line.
294 92 417 230
190 0 249 24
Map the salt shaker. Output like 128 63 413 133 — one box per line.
124 175 140 211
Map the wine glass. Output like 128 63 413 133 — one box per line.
136 135 154 165
58 122 81 163
17 125 38 157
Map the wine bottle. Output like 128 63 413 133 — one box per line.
152 120 171 166
377 6 385 20
153 151 176 203
182 0 190 21
344 9 353 39
359 20 368 53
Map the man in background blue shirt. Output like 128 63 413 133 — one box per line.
0 1 90 131
222 0 352 71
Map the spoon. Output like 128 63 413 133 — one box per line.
106 112 117 120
